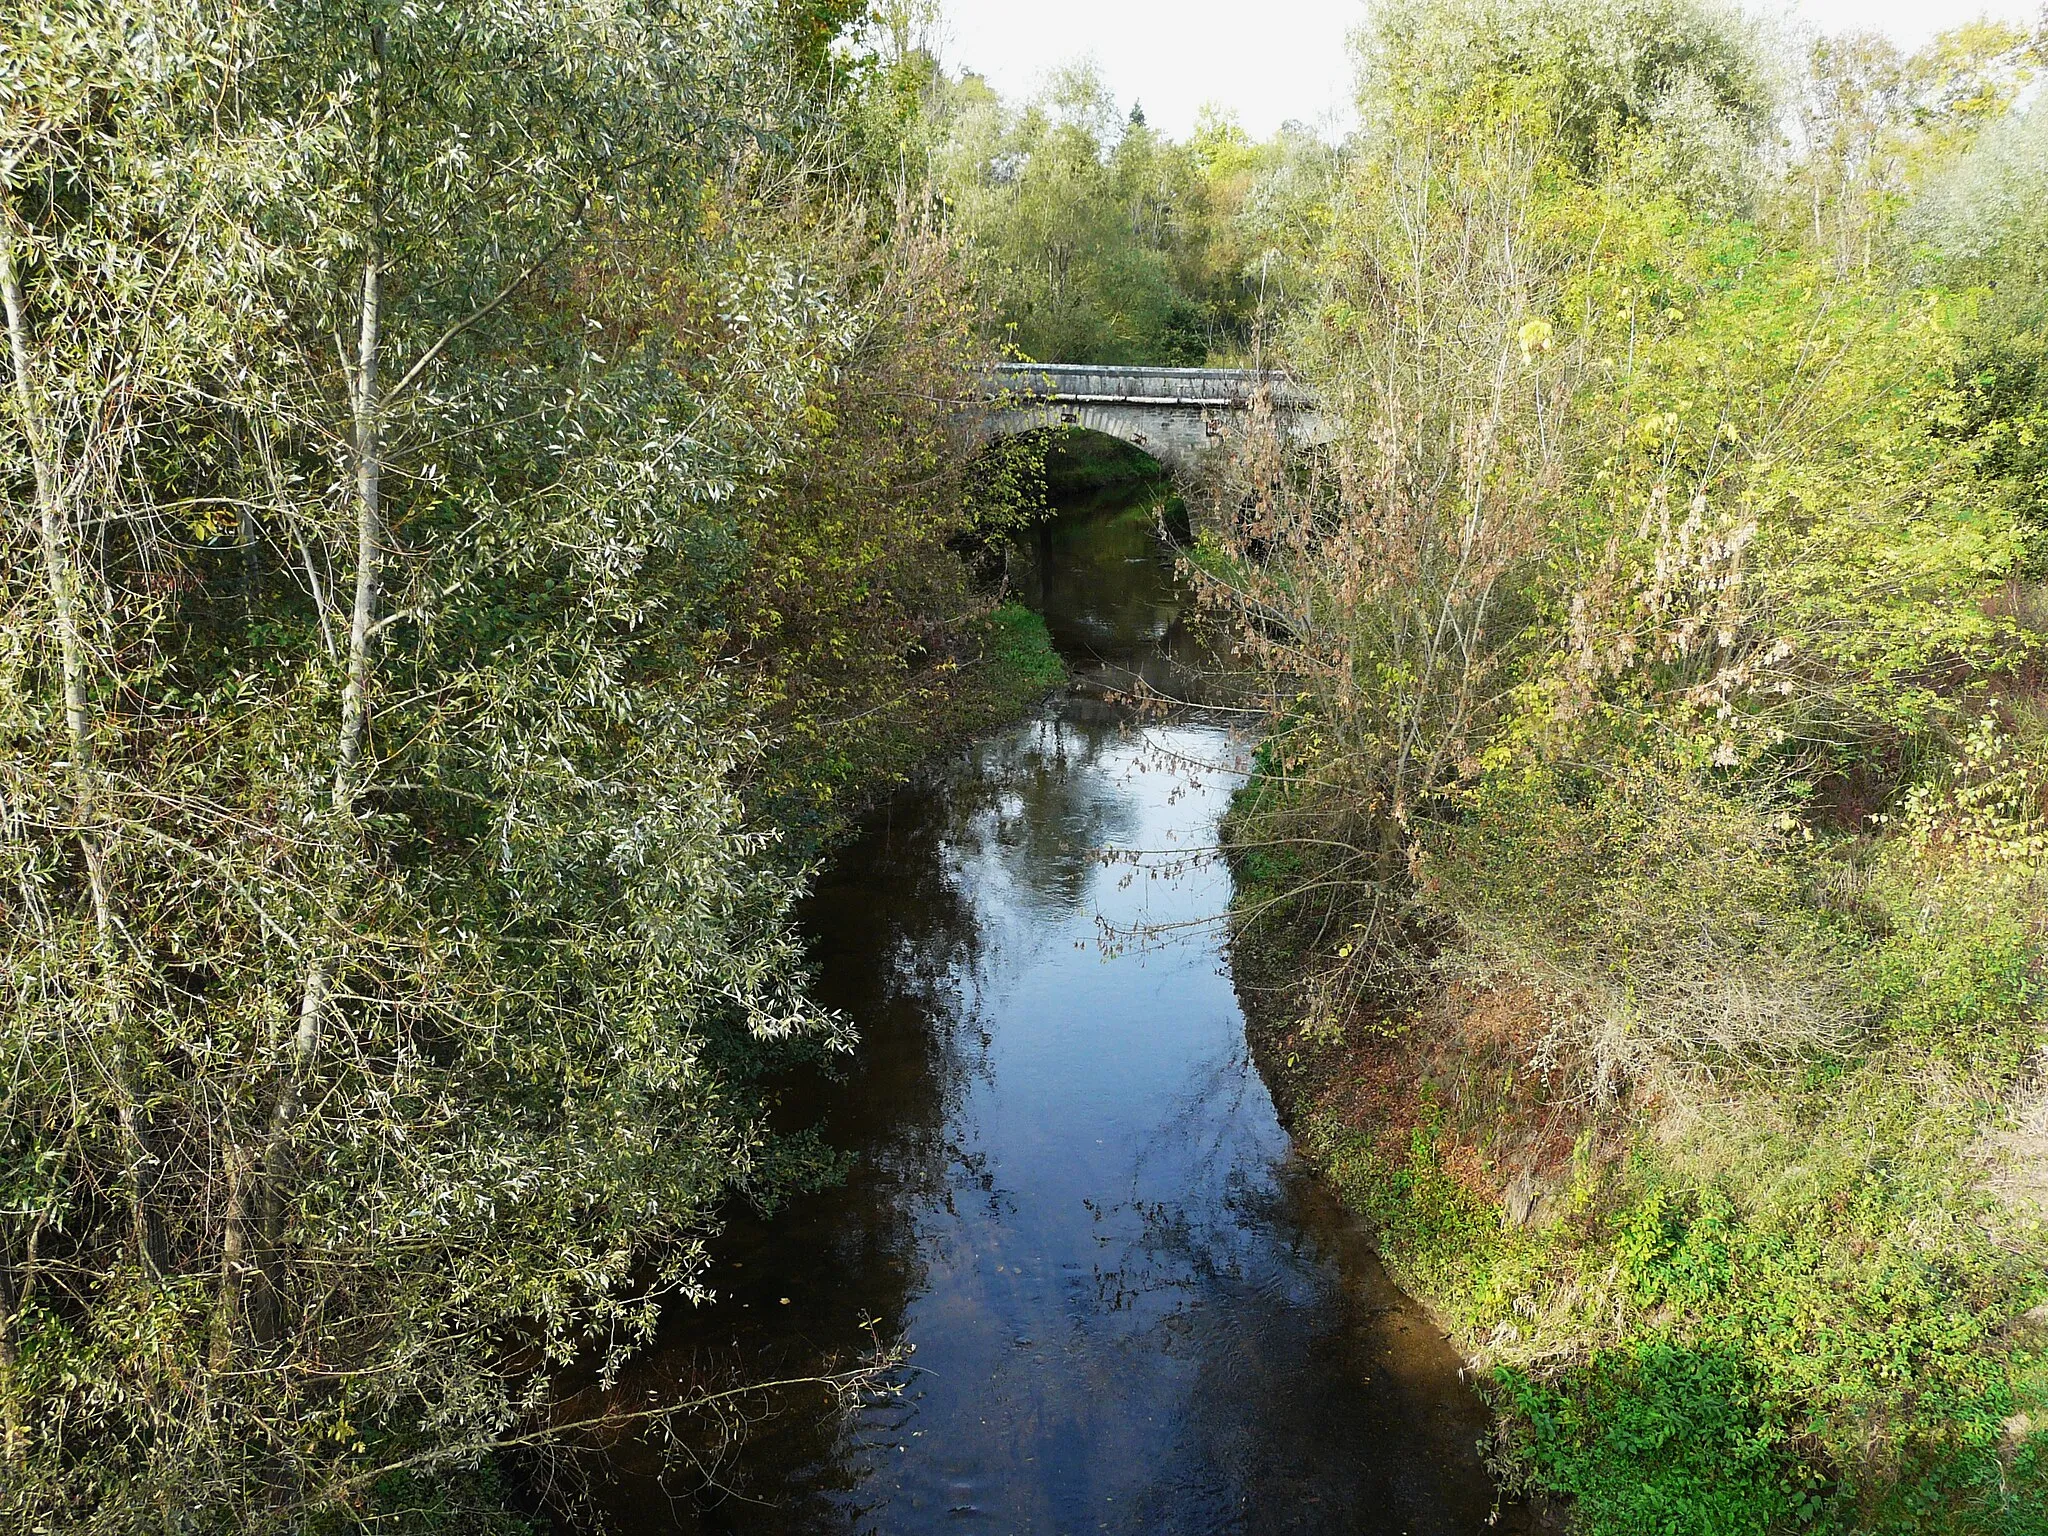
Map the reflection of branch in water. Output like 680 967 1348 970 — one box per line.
1073 661 1266 722
1084 726 1417 1031
1061 724 1254 959
1129 1047 1263 1194
430 1334 912 1532
1125 723 1256 774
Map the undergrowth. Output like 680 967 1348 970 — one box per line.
1293 1042 2048 1534
1228 746 2048 1535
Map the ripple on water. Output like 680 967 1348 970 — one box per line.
572 498 1525 1536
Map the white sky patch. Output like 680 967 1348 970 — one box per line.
939 0 2042 140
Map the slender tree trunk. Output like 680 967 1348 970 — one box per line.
2 229 163 1278
263 20 389 1323
0 1262 21 1465
0 1211 45 1467
334 250 383 812
210 1147 250 1370
259 253 378 1331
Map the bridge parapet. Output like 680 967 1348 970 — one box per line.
989 362 1312 410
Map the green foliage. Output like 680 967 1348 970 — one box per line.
1852 718 2048 1069
1317 1116 1506 1309
1424 763 1862 1083
922 65 1338 365
1357 0 1778 197
1211 5 2048 1534
1915 103 2048 571
1302 1053 2045 1536
933 66 1213 363
1954 311 2048 575
1859 902 2042 1088
752 598 1068 859
0 0 1037 1528
1527 1113 2042 1534
768 0 872 82
1038 428 1170 504
1504 1341 1824 1536
1610 1187 1734 1308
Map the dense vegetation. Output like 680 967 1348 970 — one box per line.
0 1 1057 1528
12 0 2048 1532
1202 3 2048 1533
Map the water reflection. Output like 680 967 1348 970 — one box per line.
575 498 1520 1534
1012 501 1222 706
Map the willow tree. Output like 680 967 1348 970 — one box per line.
0 0 915 1528
2 0 290 1492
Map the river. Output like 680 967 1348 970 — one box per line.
572 488 1521 1534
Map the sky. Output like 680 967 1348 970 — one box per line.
939 0 2043 140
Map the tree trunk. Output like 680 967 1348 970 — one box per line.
2 228 163 1278
0 1263 21 1465
264 19 389 1314
211 1147 250 1369
334 248 383 813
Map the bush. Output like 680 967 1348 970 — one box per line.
1502 1341 1825 1536
1422 761 1864 1094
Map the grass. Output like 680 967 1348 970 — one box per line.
979 600 1069 695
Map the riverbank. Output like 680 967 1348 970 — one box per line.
1224 792 2048 1536
751 600 1067 861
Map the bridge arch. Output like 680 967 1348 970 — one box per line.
977 363 1322 483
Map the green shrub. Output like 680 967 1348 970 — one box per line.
1424 761 1864 1088
1503 1341 1827 1536
1862 877 2042 1069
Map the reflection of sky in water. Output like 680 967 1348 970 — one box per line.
583 503 1519 1536
813 717 1502 1535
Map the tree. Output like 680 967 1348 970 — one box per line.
1 0 1007 1526
1200 0 2033 1073
1205 10 2048 1526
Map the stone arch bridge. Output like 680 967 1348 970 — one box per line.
981 363 1324 479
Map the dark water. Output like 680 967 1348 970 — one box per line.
577 494 1519 1534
